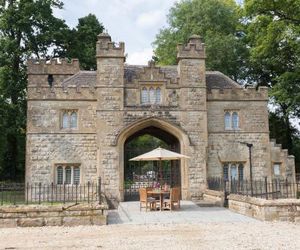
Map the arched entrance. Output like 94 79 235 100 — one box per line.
124 126 180 201
116 118 191 201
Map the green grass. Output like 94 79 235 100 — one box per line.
0 191 25 205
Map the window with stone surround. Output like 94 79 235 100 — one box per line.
56 164 80 185
223 163 244 181
224 111 239 130
273 163 281 177
61 110 78 129
140 86 162 105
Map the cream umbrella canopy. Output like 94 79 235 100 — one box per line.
129 147 190 185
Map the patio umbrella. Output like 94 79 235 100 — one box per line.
129 147 190 186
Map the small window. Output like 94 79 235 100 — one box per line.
141 87 149 104
225 112 231 130
56 165 80 185
232 112 239 129
223 164 229 181
230 164 237 180
156 87 161 104
149 87 155 104
238 164 244 181
223 163 243 181
73 167 80 185
273 163 281 176
57 166 63 185
65 166 72 184
61 110 78 129
62 112 69 129
70 112 77 129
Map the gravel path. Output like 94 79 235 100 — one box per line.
0 222 299 250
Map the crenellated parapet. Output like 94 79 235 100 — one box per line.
177 35 206 60
127 61 179 85
27 58 80 75
96 33 125 59
207 86 268 101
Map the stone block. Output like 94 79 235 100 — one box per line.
17 218 45 227
92 215 107 225
44 217 63 226
0 219 17 228
62 216 92 226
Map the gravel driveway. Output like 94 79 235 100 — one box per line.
0 222 299 250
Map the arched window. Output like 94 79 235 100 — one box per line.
141 87 148 104
65 166 72 184
223 164 229 181
70 112 77 129
57 166 63 185
232 112 239 130
62 112 69 129
149 87 155 104
224 112 231 130
156 87 161 104
230 164 237 180
238 164 244 180
73 167 80 185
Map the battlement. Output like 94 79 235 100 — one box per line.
27 58 80 75
207 86 268 101
96 33 125 59
177 35 206 60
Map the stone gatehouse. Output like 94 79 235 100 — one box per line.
26 33 295 201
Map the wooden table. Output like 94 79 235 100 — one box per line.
147 190 170 211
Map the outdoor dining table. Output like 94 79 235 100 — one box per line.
147 189 170 211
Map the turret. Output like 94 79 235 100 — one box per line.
96 33 125 109
177 35 207 110
96 33 125 88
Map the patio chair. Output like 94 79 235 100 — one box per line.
139 188 156 211
163 187 180 211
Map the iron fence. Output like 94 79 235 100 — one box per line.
207 177 300 200
0 178 102 205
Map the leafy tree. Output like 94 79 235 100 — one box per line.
153 0 248 81
244 0 300 168
0 0 68 180
63 14 104 70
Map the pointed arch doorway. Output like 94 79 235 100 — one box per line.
124 126 180 201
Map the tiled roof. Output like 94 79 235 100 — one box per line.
62 65 241 89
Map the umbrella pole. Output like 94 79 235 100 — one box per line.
159 159 163 188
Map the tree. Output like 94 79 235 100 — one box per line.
63 14 104 70
153 0 248 81
244 0 300 168
0 0 68 180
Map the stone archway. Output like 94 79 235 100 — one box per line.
116 118 191 201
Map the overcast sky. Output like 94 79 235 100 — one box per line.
54 0 178 65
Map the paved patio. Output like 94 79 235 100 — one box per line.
108 200 256 224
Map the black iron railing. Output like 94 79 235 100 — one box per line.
0 178 102 205
207 177 300 200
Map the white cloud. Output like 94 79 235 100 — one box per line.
127 48 153 65
53 0 178 65
136 10 165 29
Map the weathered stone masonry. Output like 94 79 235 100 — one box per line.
26 33 296 202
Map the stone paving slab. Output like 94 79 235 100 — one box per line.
108 200 256 224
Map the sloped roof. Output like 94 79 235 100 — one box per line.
62 65 241 89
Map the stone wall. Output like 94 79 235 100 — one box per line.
228 194 300 222
203 189 225 206
26 134 98 184
0 202 108 228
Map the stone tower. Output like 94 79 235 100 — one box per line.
177 35 208 197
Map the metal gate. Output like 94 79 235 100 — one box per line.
124 146 181 201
